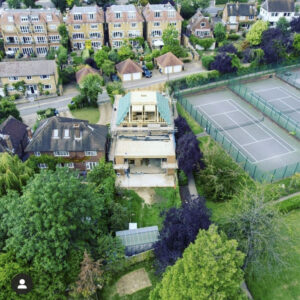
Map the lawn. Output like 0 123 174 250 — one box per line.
247 209 300 300
70 106 100 124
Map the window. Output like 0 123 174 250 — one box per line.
128 31 140 38
54 151 70 157
47 14 52 21
21 16 28 22
22 48 33 55
53 129 59 138
92 41 101 48
201 22 206 27
20 25 30 33
8 16 13 22
151 30 162 37
38 163 47 169
34 25 44 33
73 24 81 30
154 22 160 27
43 84 52 89
49 24 57 30
154 11 160 18
131 22 137 28
74 14 82 20
113 41 122 47
34 151 41 156
168 11 175 18
170 21 176 26
89 13 94 20
91 24 98 29
9 76 19 81
36 36 46 43
85 151 97 156
271 12 278 17
114 23 121 28
22 36 32 44
113 31 123 38
27 76 32 80
86 162 98 170
36 47 48 55
72 33 85 39
249 15 254 20
128 12 136 19
115 12 121 19
31 16 39 22
6 25 14 31
90 32 101 39
66 163 74 168
49 35 60 42
7 86 15 91
40 75 50 79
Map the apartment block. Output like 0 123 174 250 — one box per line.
106 4 144 48
66 5 104 50
142 3 183 48
0 8 62 56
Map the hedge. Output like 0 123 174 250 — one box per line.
228 33 240 40
202 55 215 70
277 196 300 213
216 0 247 4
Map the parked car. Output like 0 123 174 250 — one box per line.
111 74 120 82
142 65 152 78
6 51 15 58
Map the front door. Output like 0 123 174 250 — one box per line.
30 86 34 94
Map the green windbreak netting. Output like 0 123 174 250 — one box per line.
116 93 131 125
156 92 172 125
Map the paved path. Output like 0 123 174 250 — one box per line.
272 191 300 204
196 132 209 138
187 173 199 200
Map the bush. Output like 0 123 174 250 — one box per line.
45 91 50 95
202 55 215 70
70 52 77 57
277 196 300 213
178 170 188 186
190 35 215 50
81 49 90 61
151 49 161 59
146 62 154 70
182 58 191 63
144 54 152 62
72 56 83 66
59 66 76 84
228 33 240 40
207 70 220 80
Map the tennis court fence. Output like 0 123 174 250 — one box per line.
276 70 300 89
228 83 300 140
175 92 300 183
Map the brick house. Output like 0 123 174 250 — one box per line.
25 117 108 172
0 8 62 56
0 115 31 160
222 2 258 32
186 9 213 39
106 5 144 49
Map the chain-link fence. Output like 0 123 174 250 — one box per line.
277 69 300 89
175 93 300 183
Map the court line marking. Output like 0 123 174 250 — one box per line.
241 137 274 147
252 149 297 164
195 99 232 107
210 109 238 117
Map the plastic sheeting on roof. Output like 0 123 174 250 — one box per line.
156 92 172 125
116 93 131 125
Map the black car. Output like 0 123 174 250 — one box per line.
111 74 120 82
142 65 152 78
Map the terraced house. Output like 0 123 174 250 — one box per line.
0 8 62 56
142 3 183 48
106 5 144 48
66 5 104 50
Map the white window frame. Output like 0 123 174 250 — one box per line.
47 14 52 22
89 13 94 20
20 25 30 33
64 129 70 138
9 76 19 81
91 24 98 29
40 75 50 79
34 151 41 156
90 32 101 39
128 12 136 19
72 33 85 39
49 35 60 42
85 151 97 156
115 12 121 19
54 151 70 157
114 23 121 28
34 25 44 33
73 24 81 30
112 31 123 38
39 163 48 169
53 129 59 138
154 11 161 18
66 162 74 168
168 11 175 18
31 16 39 22
36 36 47 44
43 84 52 89
8 16 13 22
154 22 160 27
86 162 98 170
49 24 57 30
21 16 28 22
131 22 137 28
74 14 82 21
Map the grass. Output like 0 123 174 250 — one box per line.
247 209 300 300
176 102 203 135
276 195 300 213
71 106 100 124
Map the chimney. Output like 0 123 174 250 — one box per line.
4 135 13 151
27 127 32 140
177 4 181 14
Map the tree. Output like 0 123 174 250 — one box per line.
246 20 268 46
58 24 69 48
276 17 289 35
201 55 215 70
102 59 115 77
85 57 98 69
94 49 109 68
213 23 226 43
3 168 105 273
0 153 33 196
180 0 210 19
0 98 21 123
154 197 211 272
56 46 68 70
7 0 21 8
211 53 236 74
12 80 26 95
161 25 185 58
218 43 238 54
80 73 103 106
174 116 191 140
290 16 300 33
150 225 245 300
23 0 36 7
293 33 300 55
220 183 289 276
71 250 104 299
117 44 135 61
176 132 204 174
106 81 125 103
51 0 67 12
108 49 120 63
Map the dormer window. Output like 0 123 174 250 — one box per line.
47 14 52 22
128 12 136 19
74 14 82 21
115 12 121 19
21 16 28 22
53 129 59 138
64 129 70 138
154 11 161 18
89 13 94 20
201 22 205 27
168 11 175 18
54 151 70 157
31 16 39 22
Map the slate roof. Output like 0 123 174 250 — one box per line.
142 3 183 22
25 117 108 152
187 9 212 33
226 3 257 17
155 52 183 67
0 60 57 78
106 5 144 23
0 116 29 155
66 5 104 24
262 0 294 13
76 65 100 84
116 59 143 74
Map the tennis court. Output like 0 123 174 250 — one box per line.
185 88 300 173
244 77 300 124
278 68 300 86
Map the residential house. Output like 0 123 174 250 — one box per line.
66 5 104 50
0 8 62 56
116 224 159 256
222 2 257 32
0 116 31 160
110 91 178 187
25 117 108 172
0 60 59 97
155 51 183 74
106 4 144 49
260 0 295 26
76 65 100 86
116 58 143 81
142 3 183 48
186 9 213 39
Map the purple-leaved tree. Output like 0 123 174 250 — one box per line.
174 116 191 140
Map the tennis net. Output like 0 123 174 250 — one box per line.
217 116 265 132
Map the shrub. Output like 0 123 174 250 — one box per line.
146 62 154 70
202 55 215 70
151 49 161 58
59 66 76 84
45 91 50 95
207 70 220 80
190 35 215 50
72 56 83 66
277 196 300 213
178 170 188 186
81 49 90 61
70 52 77 57
182 58 191 63
186 73 206 87
228 33 240 40
144 54 152 62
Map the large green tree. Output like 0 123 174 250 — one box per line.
102 59 115 77
80 73 103 106
58 24 69 48
94 49 109 68
161 25 185 58
0 98 22 124
7 0 21 8
56 45 68 70
246 20 268 46
214 23 226 44
3 168 105 273
150 225 245 300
